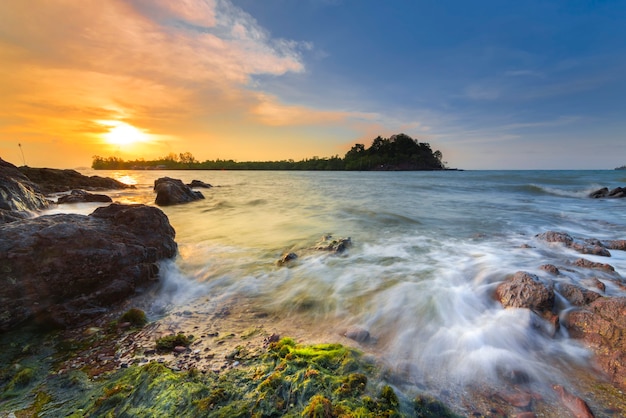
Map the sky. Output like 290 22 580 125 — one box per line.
1 0 625 169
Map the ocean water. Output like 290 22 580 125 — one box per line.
45 169 626 393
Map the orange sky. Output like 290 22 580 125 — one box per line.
3 1 624 169
0 0 388 168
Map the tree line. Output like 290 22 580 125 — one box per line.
92 134 446 171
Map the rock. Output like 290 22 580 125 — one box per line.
564 297 626 390
552 385 595 418
495 390 533 408
536 231 574 245
57 189 113 204
344 327 370 343
18 166 132 194
608 187 626 198
540 264 560 275
187 180 212 188
582 278 606 293
154 177 205 206
589 186 626 199
0 158 51 222
557 283 602 306
0 203 177 331
589 187 609 198
314 235 352 253
536 231 611 257
573 258 615 272
276 252 298 266
495 271 555 314
604 240 626 251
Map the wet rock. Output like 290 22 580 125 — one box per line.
494 390 533 408
552 385 595 418
0 203 177 331
344 327 370 343
536 231 574 245
564 297 626 390
540 264 560 275
18 165 132 194
154 177 205 206
604 240 626 251
583 278 606 293
589 187 609 198
187 180 212 188
573 258 615 272
557 283 602 306
314 235 352 253
57 189 112 204
608 186 626 198
276 252 298 266
495 271 555 314
536 231 612 257
0 158 51 223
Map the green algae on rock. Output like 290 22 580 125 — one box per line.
26 337 456 417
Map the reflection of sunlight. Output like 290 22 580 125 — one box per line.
116 174 138 185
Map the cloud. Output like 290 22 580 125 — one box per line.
0 0 310 140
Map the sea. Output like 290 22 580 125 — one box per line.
45 169 626 401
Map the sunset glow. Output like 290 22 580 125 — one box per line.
102 122 148 147
0 0 625 169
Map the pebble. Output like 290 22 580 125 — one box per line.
173 346 187 353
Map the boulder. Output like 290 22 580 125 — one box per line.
154 177 205 206
589 186 626 199
557 283 602 306
589 187 609 198
0 158 50 223
187 180 213 188
18 166 132 193
0 203 177 331
495 271 555 314
564 297 626 390
536 231 611 257
57 189 113 204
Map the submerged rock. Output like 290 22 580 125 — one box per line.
314 235 352 253
57 189 113 204
536 231 612 257
0 203 177 331
154 177 205 206
0 158 51 223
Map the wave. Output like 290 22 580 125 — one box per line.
520 184 602 198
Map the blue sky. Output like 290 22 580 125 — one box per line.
232 0 626 169
1 0 625 169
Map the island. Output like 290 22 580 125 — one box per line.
92 133 448 171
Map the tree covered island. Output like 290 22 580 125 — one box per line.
92 133 448 171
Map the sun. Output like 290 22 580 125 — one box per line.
102 121 147 146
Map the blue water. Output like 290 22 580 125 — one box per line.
46 169 626 394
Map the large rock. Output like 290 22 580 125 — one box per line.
495 271 555 314
18 166 132 194
0 158 50 223
564 297 626 390
0 203 177 331
154 177 205 206
589 186 626 198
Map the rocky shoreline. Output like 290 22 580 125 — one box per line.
2 158 626 417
